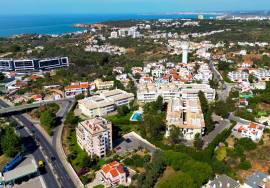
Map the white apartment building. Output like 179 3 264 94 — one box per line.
254 69 270 81
228 71 249 82
193 63 213 84
181 84 215 100
76 117 112 158
137 83 215 103
100 89 134 107
110 31 118 39
166 98 205 140
78 89 134 118
78 96 115 118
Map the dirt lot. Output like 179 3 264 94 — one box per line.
155 166 176 188
232 132 270 181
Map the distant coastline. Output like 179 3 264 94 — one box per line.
0 14 216 37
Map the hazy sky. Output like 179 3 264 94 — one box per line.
2 0 270 15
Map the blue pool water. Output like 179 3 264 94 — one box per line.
130 111 142 121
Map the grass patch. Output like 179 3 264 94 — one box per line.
66 128 89 172
107 112 140 139
215 146 227 161
155 167 177 188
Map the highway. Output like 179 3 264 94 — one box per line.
0 99 76 188
0 99 73 115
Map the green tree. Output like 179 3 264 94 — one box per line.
198 91 208 115
155 96 164 111
198 91 214 133
194 133 204 150
0 73 5 81
157 172 195 188
40 110 56 129
235 138 256 151
65 111 80 127
209 79 219 89
93 185 104 188
127 80 137 95
75 94 85 101
1 127 21 157
214 100 229 118
239 160 252 170
117 105 130 116
168 126 183 144
143 113 165 139
114 80 125 90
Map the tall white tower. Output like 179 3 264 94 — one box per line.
181 41 189 64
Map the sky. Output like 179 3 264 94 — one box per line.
2 0 270 15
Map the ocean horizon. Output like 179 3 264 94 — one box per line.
0 14 216 37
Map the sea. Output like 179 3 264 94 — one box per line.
0 14 217 37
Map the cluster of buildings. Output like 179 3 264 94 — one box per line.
110 27 141 39
227 58 270 83
137 83 215 103
76 117 132 187
85 44 126 55
64 79 114 98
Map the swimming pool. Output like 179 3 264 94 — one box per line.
130 111 143 121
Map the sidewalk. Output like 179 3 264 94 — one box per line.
55 101 84 188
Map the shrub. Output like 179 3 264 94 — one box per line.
239 160 252 170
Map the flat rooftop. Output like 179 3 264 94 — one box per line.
0 157 38 184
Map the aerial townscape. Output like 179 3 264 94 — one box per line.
2 2 270 188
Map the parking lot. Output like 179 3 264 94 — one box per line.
114 131 158 156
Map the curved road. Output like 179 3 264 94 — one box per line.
0 100 76 188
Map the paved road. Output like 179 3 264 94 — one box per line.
209 60 236 101
228 113 251 124
209 60 224 83
0 99 74 115
0 102 58 188
0 100 76 188
128 73 138 87
203 116 231 148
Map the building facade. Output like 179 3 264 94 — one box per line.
0 57 69 72
94 79 114 90
76 117 112 158
228 71 249 82
78 89 134 118
137 83 215 103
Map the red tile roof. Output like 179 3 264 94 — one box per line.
101 161 125 178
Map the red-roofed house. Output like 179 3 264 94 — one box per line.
64 82 94 98
31 94 42 102
232 122 265 142
100 161 127 187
